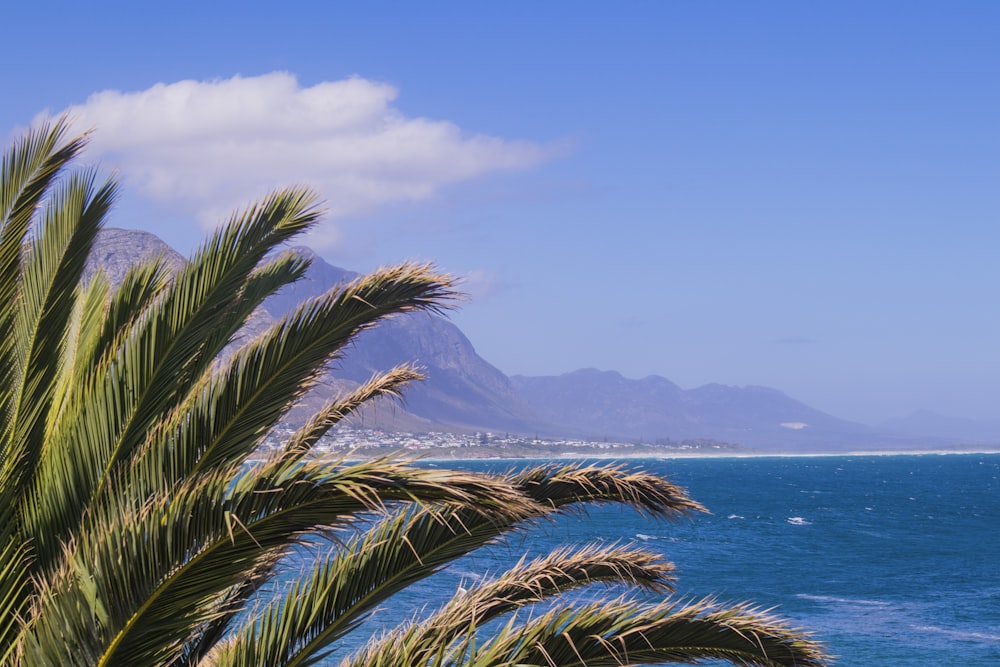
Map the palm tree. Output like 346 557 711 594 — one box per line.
0 120 829 667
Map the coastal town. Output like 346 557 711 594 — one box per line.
260 425 745 459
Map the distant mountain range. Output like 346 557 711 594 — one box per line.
88 229 998 453
880 410 1000 444
512 369 888 451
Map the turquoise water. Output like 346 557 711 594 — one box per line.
319 453 1000 665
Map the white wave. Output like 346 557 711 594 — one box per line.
786 517 811 525
912 625 1000 643
727 514 745 520
796 594 891 607
635 533 655 541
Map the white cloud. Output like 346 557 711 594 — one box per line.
41 72 558 248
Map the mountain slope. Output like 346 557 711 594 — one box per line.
263 248 549 433
86 227 186 279
881 410 1000 444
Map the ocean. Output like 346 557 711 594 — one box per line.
320 453 1000 665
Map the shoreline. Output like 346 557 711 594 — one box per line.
318 447 1000 464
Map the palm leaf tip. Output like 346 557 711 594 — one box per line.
515 463 708 519
282 364 425 460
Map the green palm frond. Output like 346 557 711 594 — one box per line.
0 539 28 666
0 117 87 336
1 159 113 477
94 255 174 362
26 459 531 667
22 189 322 567
45 270 111 436
147 262 455 485
68 255 174 396
211 502 535 667
9 167 117 470
513 462 707 517
461 596 830 667
0 118 87 473
0 117 86 236
218 462 702 667
0 166 118 652
348 544 677 667
96 187 322 478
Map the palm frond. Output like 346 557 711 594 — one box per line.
23 190 321 564
0 118 87 475
0 539 29 666
213 246 313 354
0 116 86 236
142 262 455 488
219 462 702 667
2 168 117 583
44 271 111 437
348 544 677 667
0 130 94 642
513 462 707 518
10 166 116 431
96 187 323 479
210 498 537 667
25 459 529 667
462 596 830 667
0 117 87 332
88 255 174 371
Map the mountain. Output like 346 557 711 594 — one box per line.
87 229 985 452
85 227 186 279
262 248 549 434
88 232 546 434
881 410 1000 445
510 369 894 451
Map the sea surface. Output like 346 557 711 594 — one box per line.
312 453 1000 666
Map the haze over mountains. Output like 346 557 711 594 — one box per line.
89 229 998 453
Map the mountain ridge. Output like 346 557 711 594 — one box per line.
880 409 1000 444
511 369 889 451
87 228 990 452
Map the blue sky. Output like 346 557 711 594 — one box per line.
4 2 998 424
